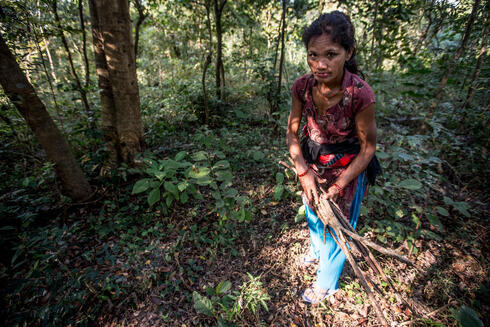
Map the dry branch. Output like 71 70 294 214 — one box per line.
280 161 422 326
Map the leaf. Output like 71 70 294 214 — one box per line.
192 151 208 161
252 151 265 161
181 192 189 204
195 177 213 186
455 306 484 327
420 229 442 241
177 181 189 192
189 167 211 179
216 280 232 295
398 179 422 190
453 202 470 217
425 213 444 231
213 160 230 170
164 182 178 197
147 188 160 207
215 199 225 209
154 171 166 181
192 291 214 317
273 185 284 201
132 179 151 194
276 172 284 184
215 170 233 183
222 188 238 198
411 213 419 225
214 151 226 159
376 151 390 160
217 317 236 327
443 196 454 206
175 151 187 161
295 205 305 223
436 206 449 216
166 194 174 207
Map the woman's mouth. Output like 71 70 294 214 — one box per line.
316 72 329 78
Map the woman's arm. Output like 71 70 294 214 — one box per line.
324 103 377 200
286 93 320 205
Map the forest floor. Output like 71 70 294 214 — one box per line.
2 120 489 327
99 179 489 327
2 73 489 326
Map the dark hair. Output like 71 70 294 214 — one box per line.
302 11 361 76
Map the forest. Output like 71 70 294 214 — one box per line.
0 0 488 326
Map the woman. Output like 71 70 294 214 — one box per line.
286 11 380 304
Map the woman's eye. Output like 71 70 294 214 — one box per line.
327 52 337 58
308 53 317 58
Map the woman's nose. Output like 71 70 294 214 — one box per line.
317 59 327 69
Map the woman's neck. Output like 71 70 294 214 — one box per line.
315 70 344 94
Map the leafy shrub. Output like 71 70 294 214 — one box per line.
132 150 252 222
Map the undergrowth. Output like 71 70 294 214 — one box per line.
0 66 488 326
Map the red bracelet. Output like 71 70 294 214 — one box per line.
331 183 344 197
297 167 309 178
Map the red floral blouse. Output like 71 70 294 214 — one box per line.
291 69 376 216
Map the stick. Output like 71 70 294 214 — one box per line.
328 224 389 327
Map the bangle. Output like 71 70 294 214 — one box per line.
297 167 309 178
331 183 344 197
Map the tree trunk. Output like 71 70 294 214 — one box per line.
89 0 144 165
202 0 213 125
78 0 90 89
133 0 147 60
413 0 434 55
272 0 286 116
428 0 481 116
214 0 226 101
88 0 120 164
0 35 91 201
52 0 92 122
202 53 212 125
464 16 488 108
272 10 283 70
369 1 379 72
375 21 384 71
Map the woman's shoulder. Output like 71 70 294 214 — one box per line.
291 73 313 101
345 72 376 113
347 72 373 93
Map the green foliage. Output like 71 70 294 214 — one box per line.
454 306 484 327
131 150 252 223
192 274 269 324
1 0 489 325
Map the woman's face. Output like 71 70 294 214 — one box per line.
307 33 353 87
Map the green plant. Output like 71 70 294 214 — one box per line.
131 150 252 222
193 274 270 324
233 273 270 319
453 306 484 327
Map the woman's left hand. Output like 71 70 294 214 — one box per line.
321 185 340 201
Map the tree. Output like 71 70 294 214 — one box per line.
271 0 286 116
213 0 226 101
133 0 148 60
0 34 92 201
51 0 92 123
88 0 145 165
464 12 488 108
428 0 481 116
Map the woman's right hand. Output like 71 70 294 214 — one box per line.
299 170 319 205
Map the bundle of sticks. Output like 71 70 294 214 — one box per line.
280 160 422 327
